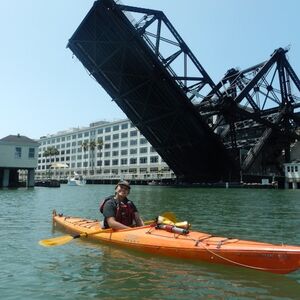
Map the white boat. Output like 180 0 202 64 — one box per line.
67 172 86 186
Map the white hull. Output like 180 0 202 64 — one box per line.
67 178 86 186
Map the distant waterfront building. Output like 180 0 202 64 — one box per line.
284 140 300 189
0 134 39 187
36 119 175 182
284 161 300 189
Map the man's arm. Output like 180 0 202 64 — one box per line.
106 216 130 230
134 212 144 226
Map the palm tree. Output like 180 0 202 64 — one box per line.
43 148 51 178
81 141 89 175
89 140 96 175
96 138 104 175
49 147 60 177
43 147 59 178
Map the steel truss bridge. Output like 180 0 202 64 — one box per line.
68 0 300 182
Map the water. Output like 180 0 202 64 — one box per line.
0 185 300 299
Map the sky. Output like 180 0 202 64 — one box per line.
0 0 299 140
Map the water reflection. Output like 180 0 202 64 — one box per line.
1 185 300 299
66 240 300 299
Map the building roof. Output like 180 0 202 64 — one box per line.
0 134 39 145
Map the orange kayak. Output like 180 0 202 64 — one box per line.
52 211 300 274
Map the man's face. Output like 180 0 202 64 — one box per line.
115 184 130 198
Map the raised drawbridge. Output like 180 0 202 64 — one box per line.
68 0 300 182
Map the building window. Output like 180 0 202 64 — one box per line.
121 123 128 130
130 130 137 137
121 158 127 165
121 149 128 156
98 128 103 134
121 141 128 147
113 133 119 140
140 157 147 164
112 142 119 148
140 138 147 145
130 139 137 146
105 135 111 141
113 125 119 131
130 158 137 164
28 148 35 159
150 156 158 163
104 160 110 166
130 148 137 155
121 132 128 138
295 166 298 172
112 151 119 156
105 127 111 133
15 147 22 158
140 147 148 154
112 159 118 165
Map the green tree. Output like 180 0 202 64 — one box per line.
43 147 59 178
89 139 96 175
97 138 104 175
43 148 51 178
81 141 89 175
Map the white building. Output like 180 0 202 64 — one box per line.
284 161 300 189
0 134 39 187
36 119 175 182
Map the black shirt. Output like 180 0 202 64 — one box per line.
102 196 138 228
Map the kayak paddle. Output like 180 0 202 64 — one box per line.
39 212 177 247
38 229 111 247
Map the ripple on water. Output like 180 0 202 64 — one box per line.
0 186 300 299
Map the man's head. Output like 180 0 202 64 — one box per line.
115 180 131 197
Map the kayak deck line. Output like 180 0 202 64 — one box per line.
50 211 300 274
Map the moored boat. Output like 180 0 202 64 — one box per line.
51 211 300 274
67 172 86 186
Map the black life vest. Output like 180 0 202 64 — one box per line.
100 196 136 227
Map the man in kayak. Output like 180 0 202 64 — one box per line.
100 180 144 229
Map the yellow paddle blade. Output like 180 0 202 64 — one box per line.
144 219 155 225
162 212 177 223
39 235 75 247
157 215 174 225
174 221 191 230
